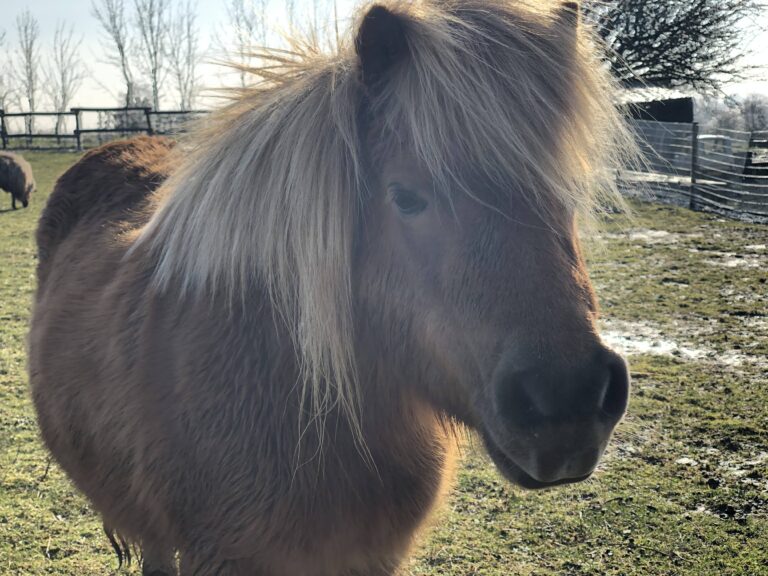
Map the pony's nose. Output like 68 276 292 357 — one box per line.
493 346 629 429
490 346 629 484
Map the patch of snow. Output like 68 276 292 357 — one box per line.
599 318 767 370
599 319 708 360
600 229 703 245
676 457 699 466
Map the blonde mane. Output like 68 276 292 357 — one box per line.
137 0 635 444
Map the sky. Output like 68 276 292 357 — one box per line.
2 0 359 109
1 0 767 109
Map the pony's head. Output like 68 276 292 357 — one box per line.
19 182 34 208
353 1 631 488
142 0 634 487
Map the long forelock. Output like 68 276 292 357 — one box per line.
137 0 636 450
372 0 635 222
139 51 368 448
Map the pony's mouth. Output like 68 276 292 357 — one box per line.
479 428 592 490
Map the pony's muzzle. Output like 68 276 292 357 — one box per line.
485 346 629 487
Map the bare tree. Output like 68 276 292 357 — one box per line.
311 0 321 36
134 0 170 110
0 29 12 111
12 9 40 133
220 0 267 88
741 94 768 132
585 0 767 92
45 22 87 134
286 0 296 29
332 0 340 48
697 96 746 132
168 1 200 110
92 0 136 106
305 0 341 50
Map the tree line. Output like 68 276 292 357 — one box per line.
586 0 768 132
698 94 768 133
0 0 339 121
585 0 766 93
0 0 766 130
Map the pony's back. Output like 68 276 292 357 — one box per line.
28 2 633 574
36 137 173 282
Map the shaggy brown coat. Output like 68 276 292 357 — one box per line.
0 151 35 209
29 2 633 575
33 135 451 575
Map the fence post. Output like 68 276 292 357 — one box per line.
689 122 699 211
72 109 82 151
144 108 154 135
0 109 6 149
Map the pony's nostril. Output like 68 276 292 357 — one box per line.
599 353 630 419
493 348 630 427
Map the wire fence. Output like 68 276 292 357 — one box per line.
2 110 767 221
621 120 768 221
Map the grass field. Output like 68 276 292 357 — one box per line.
1 152 767 575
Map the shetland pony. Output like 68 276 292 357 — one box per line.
30 2 634 574
0 151 35 209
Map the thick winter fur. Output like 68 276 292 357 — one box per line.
0 151 35 209
30 2 634 575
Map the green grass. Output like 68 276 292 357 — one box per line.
1 152 767 575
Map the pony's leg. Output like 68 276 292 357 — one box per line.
142 541 177 576
12 195 16 209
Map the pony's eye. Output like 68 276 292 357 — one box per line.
390 186 428 216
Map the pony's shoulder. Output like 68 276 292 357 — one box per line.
36 136 175 279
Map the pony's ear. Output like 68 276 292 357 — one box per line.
559 1 580 29
355 5 408 87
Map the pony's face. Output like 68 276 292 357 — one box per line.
354 3 628 489
357 151 628 489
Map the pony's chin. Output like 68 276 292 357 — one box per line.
480 428 591 490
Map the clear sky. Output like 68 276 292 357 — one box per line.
1 0 767 109
2 0 359 108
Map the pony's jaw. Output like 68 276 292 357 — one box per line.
479 426 595 489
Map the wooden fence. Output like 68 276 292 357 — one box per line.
0 107 208 151
2 110 767 221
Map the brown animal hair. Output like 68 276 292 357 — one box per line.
0 151 35 209
30 2 635 574
137 0 634 445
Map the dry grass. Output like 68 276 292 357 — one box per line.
1 152 766 575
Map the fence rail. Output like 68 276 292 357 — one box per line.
2 109 766 221
0 107 208 150
620 120 768 221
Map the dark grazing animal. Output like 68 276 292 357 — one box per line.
0 151 35 209
29 2 635 574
